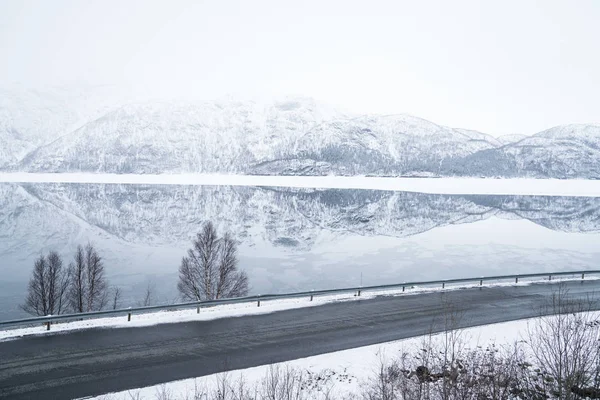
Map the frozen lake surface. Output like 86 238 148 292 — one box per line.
2 172 600 196
1 174 599 320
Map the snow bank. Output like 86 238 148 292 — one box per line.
2 173 600 197
2 276 594 342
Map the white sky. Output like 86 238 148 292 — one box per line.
1 0 599 136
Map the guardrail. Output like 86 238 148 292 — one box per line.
1 270 599 331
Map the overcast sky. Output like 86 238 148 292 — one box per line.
1 0 598 136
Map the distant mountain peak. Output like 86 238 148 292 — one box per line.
536 123 600 139
1 87 599 179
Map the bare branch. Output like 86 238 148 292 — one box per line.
111 287 122 310
21 252 69 316
178 222 248 301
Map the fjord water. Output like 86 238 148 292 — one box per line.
1 182 599 320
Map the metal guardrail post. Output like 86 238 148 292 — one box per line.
549 274 552 281
127 307 132 322
515 276 519 283
357 290 361 297
197 306 200 314
479 279 483 286
442 282 445 289
310 290 313 301
582 273 585 280
257 295 261 307
46 321 50 331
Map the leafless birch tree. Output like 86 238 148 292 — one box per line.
139 282 156 307
69 245 86 313
22 251 70 316
178 222 249 301
111 287 122 310
215 232 249 299
68 243 109 312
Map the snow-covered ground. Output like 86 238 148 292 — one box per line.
2 173 600 197
83 316 538 400
2 276 596 342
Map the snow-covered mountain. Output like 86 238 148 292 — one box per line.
0 85 134 169
497 134 527 145
2 87 600 178
446 124 600 179
502 124 600 178
17 98 342 173
253 116 502 176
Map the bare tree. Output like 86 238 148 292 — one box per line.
139 282 156 307
216 233 249 299
68 245 86 312
111 287 122 310
22 251 70 316
178 222 249 301
154 384 175 400
360 296 527 400
67 243 109 312
85 243 108 311
525 285 600 400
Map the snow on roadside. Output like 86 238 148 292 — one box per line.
1 173 600 197
1 277 595 342
83 316 537 400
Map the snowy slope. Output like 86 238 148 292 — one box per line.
18 98 343 173
445 124 600 179
253 116 501 175
82 315 596 400
497 134 527 145
502 124 600 178
2 86 600 178
0 85 132 168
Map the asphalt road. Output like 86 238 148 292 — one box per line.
1 280 600 400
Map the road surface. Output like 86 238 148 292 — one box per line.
1 280 599 399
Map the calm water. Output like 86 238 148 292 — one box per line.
1 182 600 320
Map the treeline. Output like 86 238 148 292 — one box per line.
21 221 249 317
177 221 248 302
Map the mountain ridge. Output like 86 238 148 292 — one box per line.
2 88 599 178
